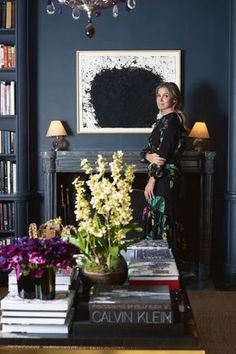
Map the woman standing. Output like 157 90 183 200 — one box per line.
141 82 187 256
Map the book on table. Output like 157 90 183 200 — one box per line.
0 291 75 334
1 308 74 334
128 260 180 290
128 278 180 290
0 309 71 318
1 290 75 311
89 284 171 308
88 284 173 324
1 307 74 325
130 239 170 249
8 283 70 292
128 260 179 278
7 268 79 293
8 268 74 286
8 282 69 292
121 239 174 264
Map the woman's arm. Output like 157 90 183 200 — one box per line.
158 114 181 160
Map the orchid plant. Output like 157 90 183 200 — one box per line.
65 151 142 273
0 236 79 280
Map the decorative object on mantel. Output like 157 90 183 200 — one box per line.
46 120 69 151
46 0 136 38
0 232 79 300
28 218 63 239
188 121 210 152
63 150 142 286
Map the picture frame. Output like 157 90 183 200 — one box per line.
76 50 181 134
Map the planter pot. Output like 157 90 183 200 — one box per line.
17 268 56 300
80 256 128 287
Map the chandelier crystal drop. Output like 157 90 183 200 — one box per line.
127 0 136 10
46 0 136 38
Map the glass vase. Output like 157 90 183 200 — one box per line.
17 268 56 300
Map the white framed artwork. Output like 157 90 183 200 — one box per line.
76 50 181 134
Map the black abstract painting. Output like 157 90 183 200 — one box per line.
76 51 181 133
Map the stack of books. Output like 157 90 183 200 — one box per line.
0 291 75 334
88 284 173 325
8 268 76 293
0 268 79 334
124 240 180 290
73 284 187 339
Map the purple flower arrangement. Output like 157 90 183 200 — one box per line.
0 236 79 280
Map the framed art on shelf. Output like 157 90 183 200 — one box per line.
76 50 181 134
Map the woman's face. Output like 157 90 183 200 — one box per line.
156 87 175 114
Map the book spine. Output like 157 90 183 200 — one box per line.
8 283 69 292
0 45 4 68
11 0 15 28
8 275 71 286
9 81 15 115
128 279 180 290
1 310 68 318
89 302 172 311
5 1 12 29
3 45 8 68
1 323 69 334
1 1 6 29
0 81 6 115
89 309 173 324
1 316 67 325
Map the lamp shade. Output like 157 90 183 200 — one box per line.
189 122 210 139
46 120 67 137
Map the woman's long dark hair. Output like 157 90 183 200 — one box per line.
156 82 188 130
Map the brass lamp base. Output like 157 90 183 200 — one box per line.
192 138 204 152
51 136 69 151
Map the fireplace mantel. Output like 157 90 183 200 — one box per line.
41 149 216 279
41 149 215 173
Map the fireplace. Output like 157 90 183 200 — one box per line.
42 149 215 279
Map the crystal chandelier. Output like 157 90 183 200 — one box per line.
46 0 136 38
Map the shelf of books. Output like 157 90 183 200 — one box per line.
0 1 16 247
0 0 29 286
0 0 16 250
0 0 29 287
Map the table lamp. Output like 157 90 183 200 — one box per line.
46 120 68 151
188 121 210 151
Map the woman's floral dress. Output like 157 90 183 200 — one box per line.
141 112 186 253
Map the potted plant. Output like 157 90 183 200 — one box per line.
0 236 79 299
63 151 142 286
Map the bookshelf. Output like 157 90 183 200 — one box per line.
0 0 29 251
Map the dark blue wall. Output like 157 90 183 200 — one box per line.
35 0 229 152
31 0 229 272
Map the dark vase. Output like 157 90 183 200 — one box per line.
17 268 56 300
80 256 128 288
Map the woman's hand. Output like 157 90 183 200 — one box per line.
145 152 166 166
144 177 156 200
